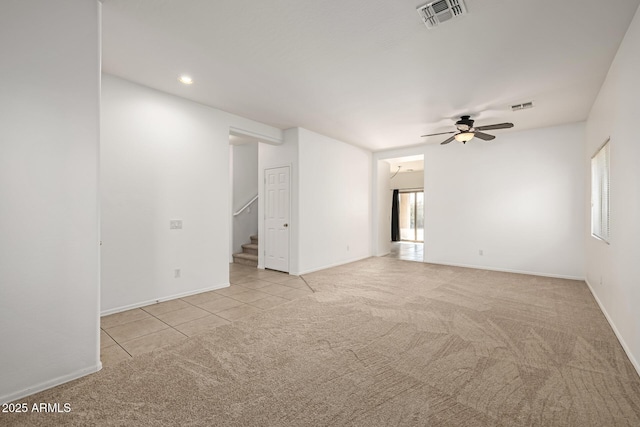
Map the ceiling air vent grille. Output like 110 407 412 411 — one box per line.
511 101 534 111
417 0 467 29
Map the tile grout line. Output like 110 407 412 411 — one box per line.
299 275 316 293
176 298 231 326
101 269 256 359
106 312 184 349
141 310 190 339
101 328 134 359
110 325 173 346
102 273 307 354
143 296 239 322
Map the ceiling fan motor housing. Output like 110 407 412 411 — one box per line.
455 115 474 131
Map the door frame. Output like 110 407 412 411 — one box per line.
372 152 426 262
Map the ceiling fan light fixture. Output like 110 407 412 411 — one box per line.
178 75 194 85
455 132 474 143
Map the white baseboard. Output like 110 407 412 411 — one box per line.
584 279 640 378
295 255 371 276
425 260 585 281
100 283 230 316
0 363 101 405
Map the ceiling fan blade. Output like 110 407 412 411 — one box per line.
421 131 456 137
475 122 514 131
440 135 456 145
474 131 496 141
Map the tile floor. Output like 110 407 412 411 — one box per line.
385 241 424 262
100 264 313 367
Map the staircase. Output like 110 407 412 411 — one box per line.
232 234 258 267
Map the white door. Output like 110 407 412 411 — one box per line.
264 166 290 272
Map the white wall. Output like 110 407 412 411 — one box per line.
375 161 392 256
390 170 424 190
232 142 258 256
101 75 281 314
585 4 640 374
424 123 585 279
0 0 101 404
258 128 299 272
298 128 372 274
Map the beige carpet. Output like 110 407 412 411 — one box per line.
3 258 640 426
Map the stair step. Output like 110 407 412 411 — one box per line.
241 243 258 256
232 252 258 267
250 234 258 245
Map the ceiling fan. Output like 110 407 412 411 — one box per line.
422 115 514 145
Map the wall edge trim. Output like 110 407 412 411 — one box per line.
230 126 282 145
0 364 101 405
296 255 371 276
100 283 230 316
423 260 585 281
584 279 640 378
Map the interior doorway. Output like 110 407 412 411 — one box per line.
375 154 425 262
229 131 260 267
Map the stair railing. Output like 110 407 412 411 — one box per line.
233 194 258 217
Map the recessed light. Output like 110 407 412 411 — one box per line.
178 75 193 85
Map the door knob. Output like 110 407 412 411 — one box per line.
283 223 288 227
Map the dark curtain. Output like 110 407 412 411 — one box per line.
391 189 400 242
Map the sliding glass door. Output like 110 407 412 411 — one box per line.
399 191 424 242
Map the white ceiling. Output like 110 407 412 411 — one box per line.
102 0 640 151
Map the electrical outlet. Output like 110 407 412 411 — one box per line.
174 269 181 278
170 220 183 230
347 245 350 251
479 249 484 256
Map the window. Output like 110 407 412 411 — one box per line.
591 139 610 243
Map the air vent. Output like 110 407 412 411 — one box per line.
511 101 534 111
417 0 467 29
